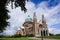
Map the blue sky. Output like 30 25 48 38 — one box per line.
51 23 60 29
31 0 48 4
31 0 60 28
0 0 60 36
31 0 60 7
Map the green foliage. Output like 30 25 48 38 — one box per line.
0 35 3 38
7 0 28 12
25 34 34 37
49 33 54 36
0 0 10 32
10 34 34 38
11 34 22 38
55 34 60 36
0 0 27 32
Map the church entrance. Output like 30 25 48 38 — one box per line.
41 30 46 36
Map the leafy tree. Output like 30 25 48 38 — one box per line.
49 33 54 36
0 0 28 32
55 34 60 36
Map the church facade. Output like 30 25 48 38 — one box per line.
16 12 49 37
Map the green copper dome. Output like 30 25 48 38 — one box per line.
25 15 32 22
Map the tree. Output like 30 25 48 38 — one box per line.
0 0 28 32
49 33 54 36
55 34 60 36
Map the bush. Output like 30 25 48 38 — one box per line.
55 34 60 36
0 35 3 38
25 34 34 37
0 35 11 38
12 34 34 37
11 34 22 38
49 33 54 36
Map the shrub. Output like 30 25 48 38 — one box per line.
25 34 34 37
11 34 22 38
49 33 54 36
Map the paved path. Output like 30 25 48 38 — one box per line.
39 38 60 40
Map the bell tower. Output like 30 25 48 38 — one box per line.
33 12 37 23
33 12 38 36
42 14 47 28
41 14 49 36
42 14 46 24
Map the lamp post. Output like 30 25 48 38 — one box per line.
41 28 44 40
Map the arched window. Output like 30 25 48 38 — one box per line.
41 30 46 36
43 30 45 36
41 30 43 36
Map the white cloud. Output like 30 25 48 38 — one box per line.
1 1 60 36
25 1 35 9
49 28 60 34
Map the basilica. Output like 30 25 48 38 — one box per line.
16 12 49 37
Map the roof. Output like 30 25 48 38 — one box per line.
25 15 32 22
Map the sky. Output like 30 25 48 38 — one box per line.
0 0 60 36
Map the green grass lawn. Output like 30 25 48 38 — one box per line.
1 38 36 40
38 36 60 39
